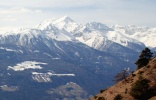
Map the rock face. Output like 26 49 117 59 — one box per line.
90 57 156 100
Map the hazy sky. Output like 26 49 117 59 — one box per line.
0 0 156 33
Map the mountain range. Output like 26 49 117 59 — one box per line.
0 16 155 100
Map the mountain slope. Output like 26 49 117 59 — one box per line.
73 22 145 53
90 57 156 100
37 16 147 51
112 25 156 48
0 16 155 99
0 26 139 99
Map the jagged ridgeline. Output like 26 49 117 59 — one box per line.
0 16 155 100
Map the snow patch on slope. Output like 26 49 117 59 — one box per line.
32 72 75 77
1 85 19 92
32 72 75 82
0 47 23 53
7 61 47 71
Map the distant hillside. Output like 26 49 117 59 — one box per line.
90 57 156 100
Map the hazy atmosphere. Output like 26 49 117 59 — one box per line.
0 0 156 33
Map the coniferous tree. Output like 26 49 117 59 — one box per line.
135 47 153 69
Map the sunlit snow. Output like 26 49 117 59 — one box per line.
32 72 75 77
32 72 75 82
7 61 47 71
0 47 23 53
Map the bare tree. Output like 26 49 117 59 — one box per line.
114 68 129 83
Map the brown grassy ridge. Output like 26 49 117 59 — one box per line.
90 57 156 100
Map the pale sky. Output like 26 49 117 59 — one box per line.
0 0 156 33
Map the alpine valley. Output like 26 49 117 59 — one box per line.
0 16 155 100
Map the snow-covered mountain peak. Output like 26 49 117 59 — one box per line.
0 16 155 49
112 24 150 35
0 27 31 36
106 31 144 47
73 23 145 51
86 22 113 32
58 16 74 23
111 24 156 48
111 24 124 30
37 16 80 33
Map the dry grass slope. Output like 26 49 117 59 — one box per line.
90 57 156 100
